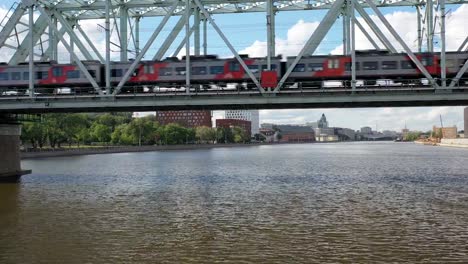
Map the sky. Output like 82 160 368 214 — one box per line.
0 1 467 131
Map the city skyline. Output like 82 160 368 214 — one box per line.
213 106 466 132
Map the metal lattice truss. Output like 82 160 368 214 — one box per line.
28 0 468 19
0 0 467 96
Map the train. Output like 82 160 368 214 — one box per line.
0 50 467 94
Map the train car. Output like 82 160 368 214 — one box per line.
286 51 468 86
109 55 282 91
0 61 102 94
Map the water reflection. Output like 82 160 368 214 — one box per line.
0 142 467 262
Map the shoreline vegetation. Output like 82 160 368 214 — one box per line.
21 112 254 151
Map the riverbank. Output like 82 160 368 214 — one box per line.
439 138 468 148
21 143 276 159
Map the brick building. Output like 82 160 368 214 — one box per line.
433 126 458 139
156 110 212 128
216 119 252 138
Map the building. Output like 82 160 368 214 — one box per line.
335 128 356 141
261 123 275 130
433 126 458 139
275 125 315 143
225 110 259 135
259 128 276 142
156 110 212 128
216 119 252 138
314 127 337 142
315 127 335 136
465 107 468 138
307 113 329 129
316 134 339 142
360 126 372 134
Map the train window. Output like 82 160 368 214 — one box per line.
261 64 277 71
363 61 378 70
88 70 96 78
145 65 154 74
229 62 240 72
401 60 416 69
292 64 306 72
344 62 360 71
381 61 397 70
192 66 207 75
210 66 224 74
23 72 29 80
111 69 123 77
67 70 80 79
421 57 433 66
159 67 172 76
52 67 63 77
0 72 8 80
176 67 186 75
35 71 48 80
328 59 339 69
247 65 259 73
11 72 21 80
308 63 324 71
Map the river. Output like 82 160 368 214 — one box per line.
1 142 468 263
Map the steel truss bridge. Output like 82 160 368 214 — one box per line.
0 0 467 113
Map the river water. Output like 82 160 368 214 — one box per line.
1 142 468 263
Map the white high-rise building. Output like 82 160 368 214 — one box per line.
225 110 260 135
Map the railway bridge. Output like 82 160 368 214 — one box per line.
0 0 467 181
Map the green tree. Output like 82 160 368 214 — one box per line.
22 122 47 149
61 114 89 147
215 127 226 143
404 131 421 141
196 126 216 143
162 123 189 145
127 117 156 145
44 114 67 148
76 128 91 147
232 126 250 143
91 123 112 143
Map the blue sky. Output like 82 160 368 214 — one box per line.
1 1 467 131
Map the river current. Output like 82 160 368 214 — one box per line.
1 142 468 263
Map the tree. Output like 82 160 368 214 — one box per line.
22 122 47 149
61 114 89 147
126 117 155 145
162 123 189 145
196 126 216 143
44 114 67 148
91 123 111 143
215 127 226 143
232 126 250 143
404 131 421 141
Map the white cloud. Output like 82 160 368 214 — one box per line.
239 20 320 57
330 6 468 55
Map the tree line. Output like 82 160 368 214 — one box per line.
21 113 251 149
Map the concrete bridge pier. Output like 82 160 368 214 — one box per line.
0 124 30 183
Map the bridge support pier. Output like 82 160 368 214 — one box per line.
0 124 30 183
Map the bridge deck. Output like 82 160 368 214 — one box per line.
1 87 468 113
